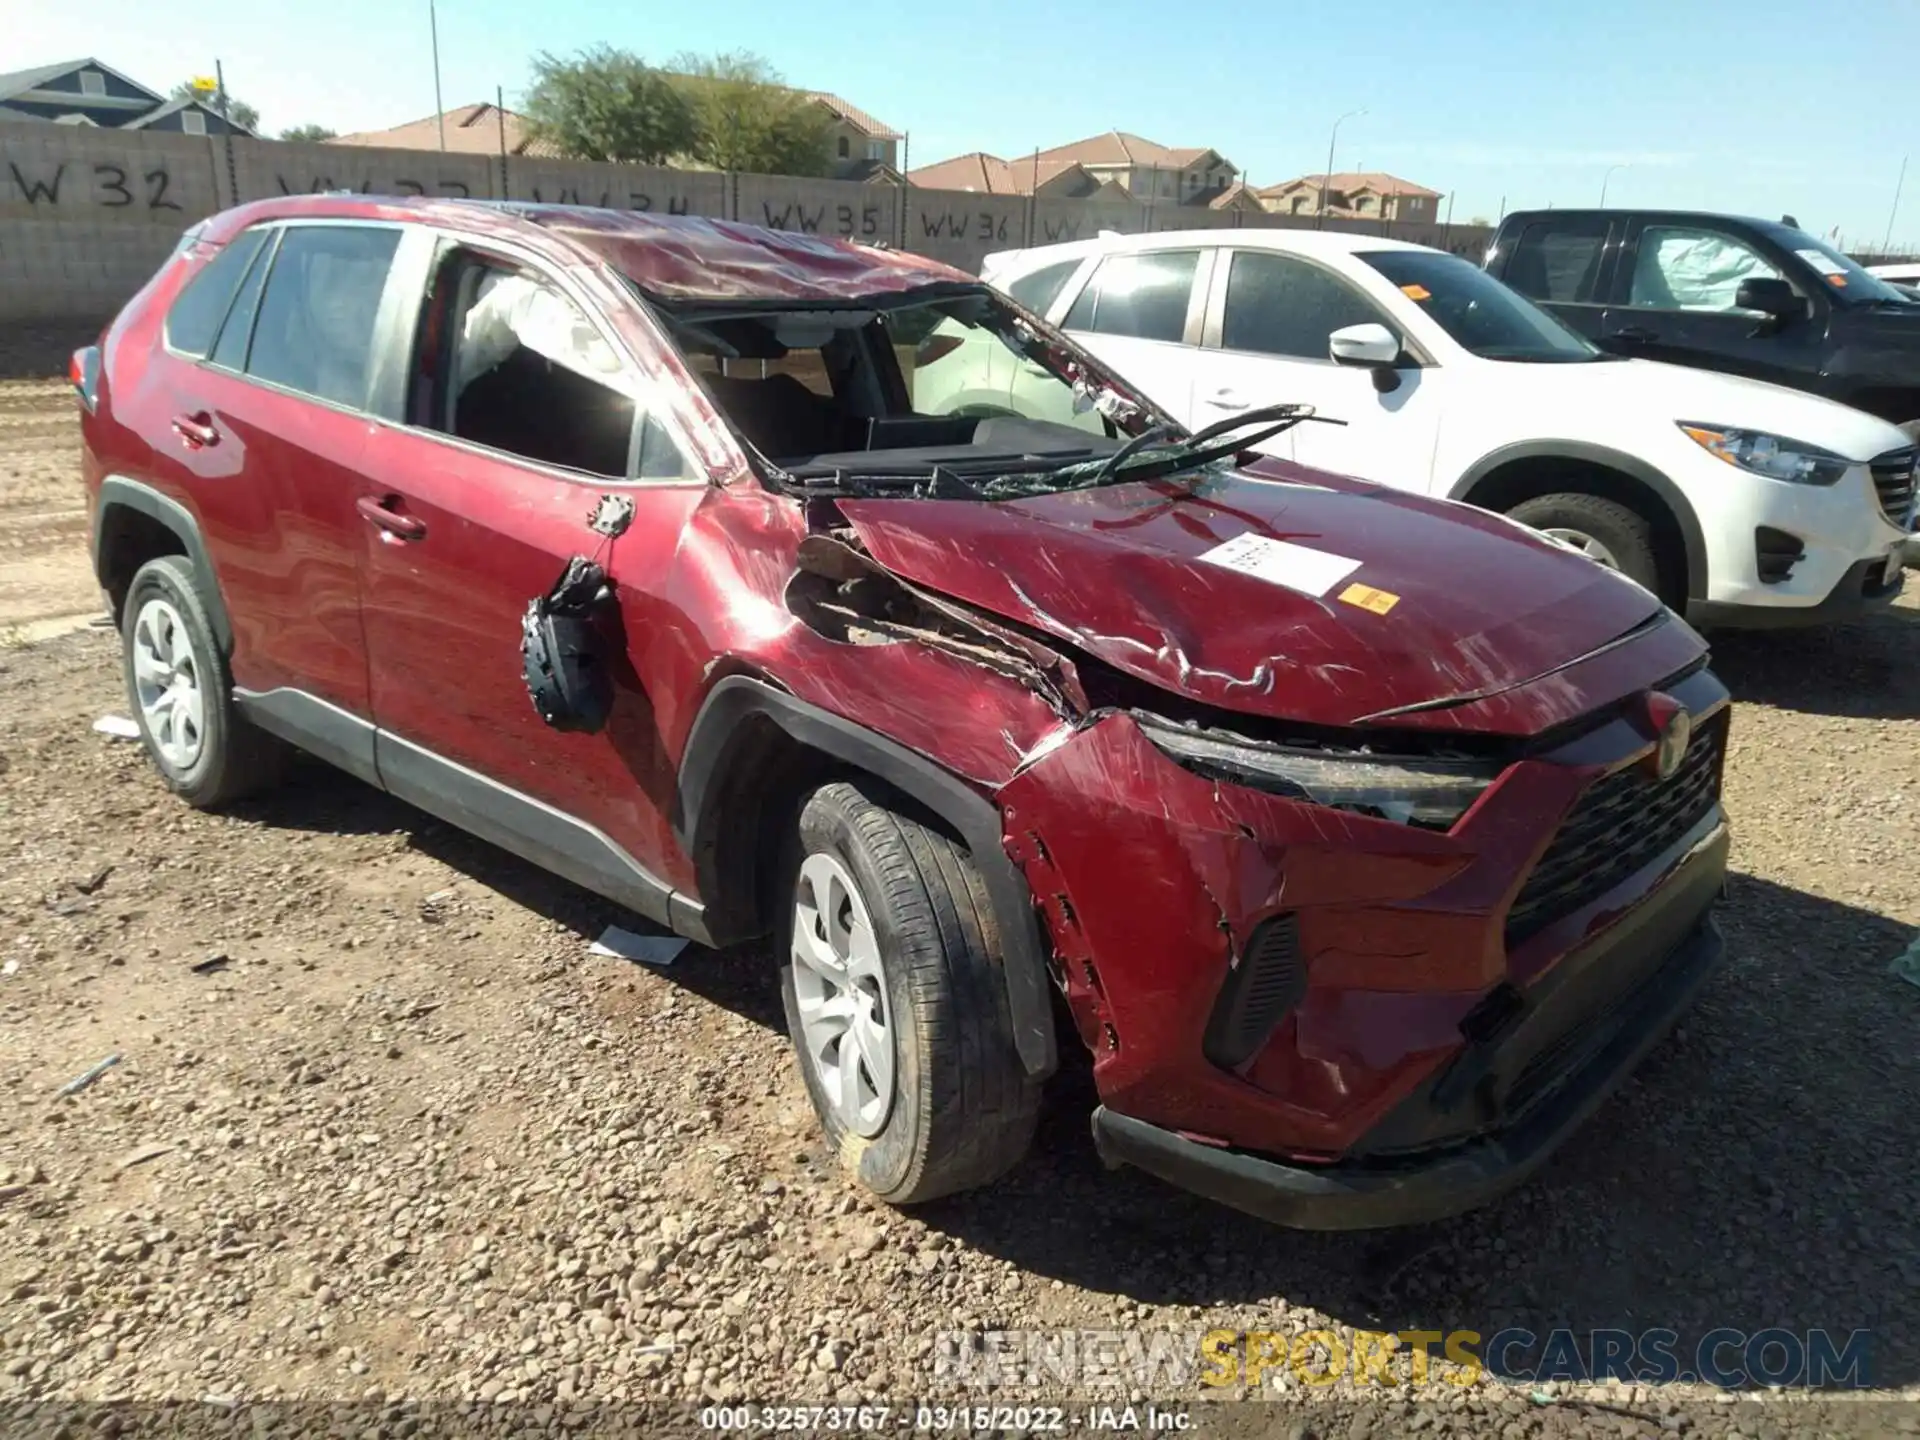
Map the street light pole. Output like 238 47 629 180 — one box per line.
1319 109 1365 230
1600 163 1627 207
429 0 447 151
1884 154 1908 254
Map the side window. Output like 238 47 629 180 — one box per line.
1629 226 1782 312
1063 249 1200 343
1504 220 1608 303
425 256 692 481
1002 259 1081 316
209 230 278 371
163 228 268 358
1221 251 1392 359
247 226 401 407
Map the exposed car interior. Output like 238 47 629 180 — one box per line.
662 294 1126 471
414 255 688 480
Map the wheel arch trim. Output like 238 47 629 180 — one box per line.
676 675 1058 1079
1448 441 1709 604
93 475 233 651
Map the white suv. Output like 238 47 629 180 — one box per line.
923 230 1917 627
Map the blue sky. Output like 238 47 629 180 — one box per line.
13 0 1918 247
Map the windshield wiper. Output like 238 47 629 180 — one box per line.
1000 403 1334 495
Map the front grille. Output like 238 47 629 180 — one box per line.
1871 447 1917 528
1505 711 1726 947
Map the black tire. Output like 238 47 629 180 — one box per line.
779 778 1039 1205
120 555 288 809
1506 491 1664 598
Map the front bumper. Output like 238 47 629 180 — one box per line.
1681 449 1911 621
1687 553 1905 629
1092 891 1726 1231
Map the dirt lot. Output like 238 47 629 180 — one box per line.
2 393 1918 1437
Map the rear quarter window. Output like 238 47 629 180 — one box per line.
1002 259 1081 316
163 228 269 357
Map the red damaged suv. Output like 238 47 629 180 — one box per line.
76 198 1730 1228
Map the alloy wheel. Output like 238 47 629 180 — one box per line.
790 851 896 1137
1539 526 1621 570
131 598 205 770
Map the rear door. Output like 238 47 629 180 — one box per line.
1491 214 1617 343
1055 246 1210 423
354 232 709 897
143 219 404 725
1188 247 1443 488
1600 218 1830 386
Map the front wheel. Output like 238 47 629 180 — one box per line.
780 779 1039 1205
1506 492 1663 598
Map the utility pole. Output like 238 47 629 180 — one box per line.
1319 109 1364 230
429 0 447 150
1600 163 1627 207
213 61 238 207
1884 155 1908 255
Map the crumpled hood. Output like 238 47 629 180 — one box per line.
838 467 1678 733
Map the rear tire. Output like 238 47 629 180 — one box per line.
120 556 288 809
780 779 1039 1205
1506 491 1663 598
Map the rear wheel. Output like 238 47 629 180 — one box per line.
121 556 288 809
1506 492 1663 598
780 779 1039 1205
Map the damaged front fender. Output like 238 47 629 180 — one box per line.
674 674 1062 1079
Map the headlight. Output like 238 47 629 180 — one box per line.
1136 716 1498 829
1677 423 1851 485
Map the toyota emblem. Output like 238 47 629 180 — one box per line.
1643 692 1692 781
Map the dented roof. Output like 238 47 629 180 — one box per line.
521 207 966 303
192 195 972 304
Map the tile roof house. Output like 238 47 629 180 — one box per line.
1255 171 1442 222
910 131 1261 210
333 91 901 180
332 103 558 157
0 58 255 135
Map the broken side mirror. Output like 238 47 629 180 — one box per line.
1329 322 1405 394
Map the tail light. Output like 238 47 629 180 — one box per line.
914 333 964 368
70 346 101 414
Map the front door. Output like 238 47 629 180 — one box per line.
1601 220 1829 388
1192 247 1444 490
355 238 710 902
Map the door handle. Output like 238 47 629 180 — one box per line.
1609 326 1659 344
356 494 427 542
1206 389 1251 410
171 412 220 448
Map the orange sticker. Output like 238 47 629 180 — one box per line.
1400 284 1432 301
1829 274 1847 286
1339 582 1401 615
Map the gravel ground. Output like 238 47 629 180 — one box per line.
1 402 1917 1436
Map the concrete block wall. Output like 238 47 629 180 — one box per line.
1 123 223 320
0 118 1495 330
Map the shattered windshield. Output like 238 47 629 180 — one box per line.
653 287 1215 496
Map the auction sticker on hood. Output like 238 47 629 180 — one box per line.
1198 533 1362 597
